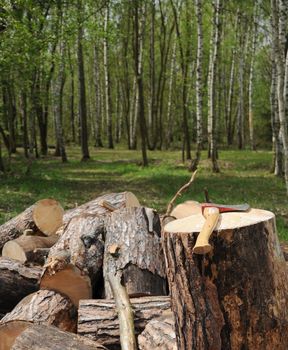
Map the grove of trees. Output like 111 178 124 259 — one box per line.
0 0 287 190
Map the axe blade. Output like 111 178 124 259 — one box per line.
201 203 250 214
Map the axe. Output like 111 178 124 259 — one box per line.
193 202 250 254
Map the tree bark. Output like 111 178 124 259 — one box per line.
78 296 171 348
11 324 108 350
104 1 114 149
93 45 103 147
103 207 167 298
77 0 90 161
207 0 221 172
138 311 176 350
0 257 41 314
0 290 77 350
41 214 104 305
163 208 288 349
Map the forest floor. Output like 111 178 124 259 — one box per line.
0 147 287 240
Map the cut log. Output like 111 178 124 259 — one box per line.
32 199 64 236
104 207 167 298
11 324 108 350
40 214 104 306
0 257 41 313
0 199 63 250
0 289 77 349
63 191 140 224
138 312 176 350
2 235 58 264
163 208 288 350
78 296 171 348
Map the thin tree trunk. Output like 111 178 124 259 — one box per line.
134 1 148 166
227 49 235 146
271 0 288 193
53 40 67 163
77 0 90 161
207 0 221 172
93 45 103 147
68 48 76 143
104 1 114 149
0 138 4 173
20 92 29 158
190 0 203 170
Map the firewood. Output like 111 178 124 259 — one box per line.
0 289 77 350
163 208 288 349
103 207 167 298
138 311 176 350
0 199 63 250
40 214 104 306
0 257 41 314
78 296 171 348
2 234 58 264
170 200 201 219
63 191 140 224
11 324 108 350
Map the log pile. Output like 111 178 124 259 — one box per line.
0 190 288 350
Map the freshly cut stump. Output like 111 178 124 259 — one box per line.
138 312 176 350
63 191 140 224
2 234 58 264
11 324 108 350
0 257 41 313
163 208 288 350
78 296 171 347
0 199 63 250
0 289 77 349
104 207 167 298
41 214 104 306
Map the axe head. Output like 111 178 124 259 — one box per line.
201 203 250 214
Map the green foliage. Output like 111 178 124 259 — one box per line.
0 147 287 240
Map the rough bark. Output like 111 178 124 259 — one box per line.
77 0 90 161
104 1 114 149
2 234 58 264
78 296 171 348
0 257 41 314
104 207 167 298
138 311 176 350
163 208 288 349
63 191 140 224
11 324 108 350
0 290 77 349
41 214 104 305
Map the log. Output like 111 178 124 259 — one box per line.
138 312 176 350
0 257 41 313
0 290 77 350
163 208 288 350
0 199 63 250
170 200 201 219
2 234 58 264
63 191 140 224
11 324 108 350
40 214 104 306
78 296 171 348
104 207 167 298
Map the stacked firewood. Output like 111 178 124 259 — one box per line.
0 192 176 350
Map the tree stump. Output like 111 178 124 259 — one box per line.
163 208 288 350
63 191 140 224
11 324 108 350
0 257 41 313
104 207 167 298
78 296 171 348
0 199 63 250
40 214 105 305
138 311 176 350
0 290 77 350
2 234 58 264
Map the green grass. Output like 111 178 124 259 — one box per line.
1 147 287 241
